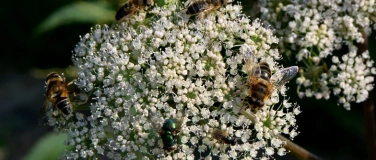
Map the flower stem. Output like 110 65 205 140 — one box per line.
363 92 376 160
358 32 376 160
239 109 323 160
275 134 322 160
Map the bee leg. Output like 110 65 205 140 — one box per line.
144 2 153 12
197 10 212 20
240 97 248 112
172 129 180 137
52 107 59 117
61 72 66 82
215 8 224 18
135 7 142 16
197 13 206 20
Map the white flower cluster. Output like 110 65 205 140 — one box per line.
47 2 300 159
254 0 376 109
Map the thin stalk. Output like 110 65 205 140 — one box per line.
358 32 376 160
363 92 376 160
239 109 323 160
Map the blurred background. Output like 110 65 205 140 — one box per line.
0 0 375 159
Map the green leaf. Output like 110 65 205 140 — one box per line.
34 1 115 35
22 133 72 160
106 0 128 5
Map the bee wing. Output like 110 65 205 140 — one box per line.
39 95 53 124
174 111 188 131
254 64 261 77
173 118 184 132
273 66 299 89
243 48 260 79
67 80 89 103
41 95 53 113
148 114 164 136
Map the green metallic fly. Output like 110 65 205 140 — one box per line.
159 119 180 151
151 118 184 152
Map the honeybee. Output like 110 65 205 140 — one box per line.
211 129 240 145
242 49 298 112
115 0 154 21
41 72 88 117
185 0 228 17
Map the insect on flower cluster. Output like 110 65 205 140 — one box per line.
250 0 376 109
115 0 229 21
40 0 302 159
41 72 88 127
242 48 298 113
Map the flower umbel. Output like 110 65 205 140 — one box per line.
253 0 376 109
44 2 300 159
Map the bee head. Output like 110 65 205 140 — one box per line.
46 72 64 84
162 119 176 132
